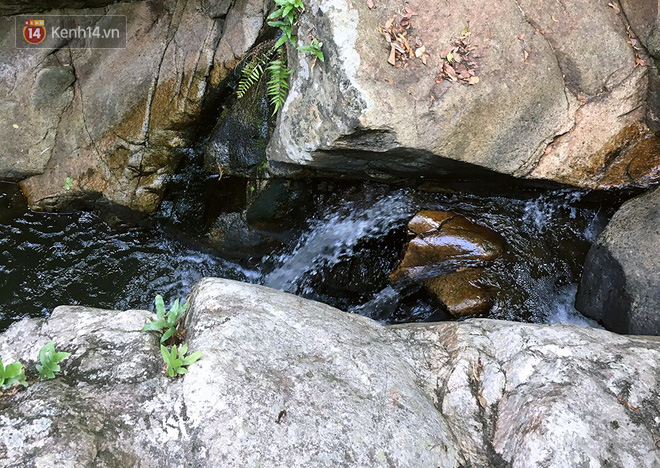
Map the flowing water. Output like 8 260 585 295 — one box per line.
0 179 615 331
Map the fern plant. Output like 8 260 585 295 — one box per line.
236 0 323 115
266 59 293 114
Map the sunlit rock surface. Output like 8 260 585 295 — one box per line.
1 278 658 467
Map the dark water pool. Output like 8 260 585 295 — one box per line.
0 179 617 331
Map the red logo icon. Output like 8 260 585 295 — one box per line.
23 20 46 45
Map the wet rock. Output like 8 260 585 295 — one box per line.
424 268 493 317
390 211 504 283
1 278 659 466
244 179 316 232
268 0 656 190
207 211 279 258
204 71 273 178
0 0 267 214
390 211 503 318
576 188 660 335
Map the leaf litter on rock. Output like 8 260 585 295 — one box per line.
378 7 429 68
436 27 480 85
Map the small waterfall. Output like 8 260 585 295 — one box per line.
263 191 413 293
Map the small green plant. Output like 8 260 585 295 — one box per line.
141 294 188 343
160 344 201 378
0 359 28 390
237 0 323 115
298 36 324 62
266 59 293 114
63 177 73 191
36 341 71 380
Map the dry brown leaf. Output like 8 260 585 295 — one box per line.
415 45 426 58
468 76 480 85
478 392 487 408
523 50 529 62
367 0 375 9
635 57 646 67
403 6 418 18
608 1 620 13
551 14 559 22
421 54 428 65
388 44 396 65
444 62 458 80
385 16 395 29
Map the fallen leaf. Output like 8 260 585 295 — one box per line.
608 1 620 13
385 16 395 29
415 45 426 58
461 26 469 37
523 50 529 62
403 7 418 18
388 44 396 65
635 57 646 67
367 0 374 9
421 54 428 65
468 76 480 85
446 51 454 63
444 62 458 80
551 14 559 22
12 124 18 129
440 45 454 58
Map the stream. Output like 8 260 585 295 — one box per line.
0 178 616 331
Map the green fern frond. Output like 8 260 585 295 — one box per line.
236 49 276 98
266 59 293 115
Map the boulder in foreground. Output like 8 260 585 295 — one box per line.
0 278 659 466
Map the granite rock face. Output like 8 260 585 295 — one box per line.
576 187 660 336
1 278 659 467
268 0 658 190
0 0 267 214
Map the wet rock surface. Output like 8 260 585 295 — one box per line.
576 187 660 335
390 210 503 316
1 278 659 467
268 0 657 190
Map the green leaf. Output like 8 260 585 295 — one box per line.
314 50 325 62
274 35 288 50
160 345 171 363
160 327 175 343
53 351 71 362
182 351 202 366
155 294 166 318
177 367 188 375
141 319 167 332
4 362 22 379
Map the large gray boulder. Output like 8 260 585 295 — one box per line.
0 0 267 213
576 188 660 335
1 278 659 467
268 0 659 190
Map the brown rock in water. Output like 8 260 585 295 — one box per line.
390 211 504 283
425 268 493 317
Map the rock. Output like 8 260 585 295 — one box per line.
620 0 660 58
244 179 315 232
207 211 279 258
390 210 504 283
1 278 659 466
268 0 657 190
576 188 660 335
0 0 267 214
204 74 273 177
424 268 493 316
